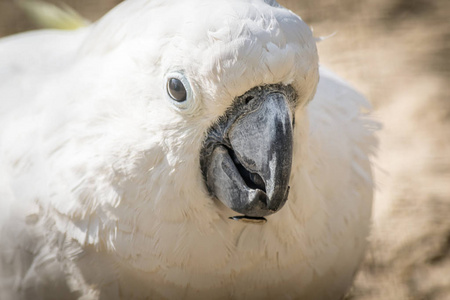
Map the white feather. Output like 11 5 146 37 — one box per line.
0 0 377 299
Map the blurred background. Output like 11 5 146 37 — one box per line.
1 0 449 299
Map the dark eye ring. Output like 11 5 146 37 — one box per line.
167 78 187 102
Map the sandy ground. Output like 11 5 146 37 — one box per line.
1 0 449 299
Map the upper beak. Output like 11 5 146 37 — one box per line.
201 85 295 218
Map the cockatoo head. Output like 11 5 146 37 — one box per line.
78 0 318 226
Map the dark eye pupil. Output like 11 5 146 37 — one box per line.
167 78 187 102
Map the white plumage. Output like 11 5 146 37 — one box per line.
0 0 377 299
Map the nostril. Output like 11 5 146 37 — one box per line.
244 96 254 105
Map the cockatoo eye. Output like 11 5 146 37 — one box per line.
167 78 187 102
163 72 194 110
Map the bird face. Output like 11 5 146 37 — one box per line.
85 0 319 224
162 67 298 218
148 0 319 220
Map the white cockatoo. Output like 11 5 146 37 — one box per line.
0 0 377 299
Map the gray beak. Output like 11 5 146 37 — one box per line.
200 84 296 218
